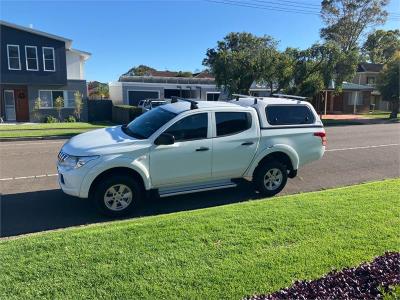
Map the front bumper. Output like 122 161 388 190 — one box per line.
58 167 85 197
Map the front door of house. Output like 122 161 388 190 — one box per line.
4 90 16 121
15 88 29 122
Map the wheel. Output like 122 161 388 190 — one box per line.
254 161 288 197
92 175 143 217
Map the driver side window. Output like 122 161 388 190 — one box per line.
164 113 208 142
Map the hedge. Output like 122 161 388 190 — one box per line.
112 105 142 124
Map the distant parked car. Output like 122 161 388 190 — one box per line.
138 99 167 112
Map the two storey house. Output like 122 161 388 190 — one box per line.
352 63 389 111
0 20 91 122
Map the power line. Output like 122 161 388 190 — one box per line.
251 0 321 9
206 0 400 20
205 0 322 16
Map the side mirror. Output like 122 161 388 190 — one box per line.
154 133 175 146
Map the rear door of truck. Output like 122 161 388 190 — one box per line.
211 109 260 178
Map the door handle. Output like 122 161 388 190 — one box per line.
196 147 210 152
241 142 254 146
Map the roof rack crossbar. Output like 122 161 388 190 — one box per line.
231 93 259 104
271 93 308 100
232 93 251 98
171 96 198 109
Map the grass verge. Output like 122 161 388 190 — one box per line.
0 122 114 138
360 111 400 119
1 179 399 299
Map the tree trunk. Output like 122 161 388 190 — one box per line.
390 100 399 119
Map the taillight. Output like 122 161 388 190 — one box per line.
314 132 327 146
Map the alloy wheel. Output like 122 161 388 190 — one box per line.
263 168 283 191
104 184 133 211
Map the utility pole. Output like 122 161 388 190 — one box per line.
354 73 361 115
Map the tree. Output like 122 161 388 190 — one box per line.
377 52 399 119
97 84 109 99
32 97 42 122
176 71 193 77
288 43 358 97
256 48 295 94
74 91 84 121
88 81 109 99
122 65 156 77
320 0 389 52
362 29 400 63
54 96 64 121
203 32 276 95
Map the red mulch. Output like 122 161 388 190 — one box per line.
245 252 400 300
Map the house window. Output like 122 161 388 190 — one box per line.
346 92 363 106
7 44 21 70
64 91 76 108
38 90 76 108
206 92 220 101
25 46 38 71
38 91 53 108
367 76 375 85
42 47 55 71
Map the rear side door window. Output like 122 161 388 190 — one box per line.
266 105 315 125
164 113 208 142
215 112 252 136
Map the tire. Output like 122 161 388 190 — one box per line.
254 161 288 197
92 175 143 217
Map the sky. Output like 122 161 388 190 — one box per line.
1 0 399 83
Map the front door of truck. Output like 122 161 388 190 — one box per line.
150 112 212 187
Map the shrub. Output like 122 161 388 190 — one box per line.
64 115 76 123
32 97 42 122
44 115 59 123
74 91 83 121
54 96 64 121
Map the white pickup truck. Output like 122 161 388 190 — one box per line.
57 97 326 216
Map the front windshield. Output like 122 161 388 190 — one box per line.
125 107 177 139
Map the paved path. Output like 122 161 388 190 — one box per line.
1 123 399 237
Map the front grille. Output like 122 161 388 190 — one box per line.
58 150 68 163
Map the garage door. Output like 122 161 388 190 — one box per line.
128 91 159 106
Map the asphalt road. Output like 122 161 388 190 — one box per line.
1 123 399 237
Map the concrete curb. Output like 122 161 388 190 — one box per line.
0 135 73 142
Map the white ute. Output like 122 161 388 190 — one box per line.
57 96 326 216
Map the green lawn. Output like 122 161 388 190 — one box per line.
0 122 114 138
1 179 399 299
360 111 400 119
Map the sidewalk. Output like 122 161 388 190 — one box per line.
321 114 370 120
321 114 398 126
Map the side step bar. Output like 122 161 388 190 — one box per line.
159 180 237 198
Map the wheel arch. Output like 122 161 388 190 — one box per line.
88 167 146 199
247 145 299 178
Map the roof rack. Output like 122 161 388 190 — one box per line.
231 93 259 104
170 96 198 109
232 93 251 98
271 93 308 100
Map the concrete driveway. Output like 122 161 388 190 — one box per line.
1 123 399 237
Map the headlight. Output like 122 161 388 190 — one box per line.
58 151 99 172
